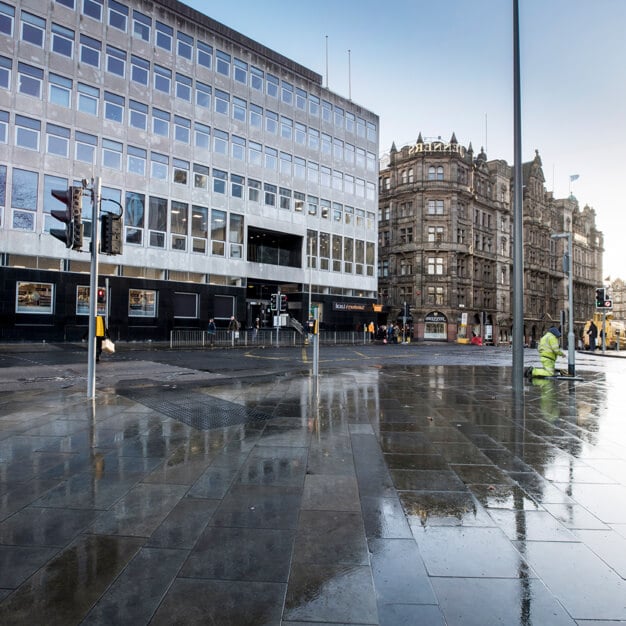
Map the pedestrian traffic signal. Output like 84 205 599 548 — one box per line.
97 288 106 304
280 294 288 312
270 293 278 311
50 186 83 250
101 214 123 255
595 287 611 308
595 288 605 307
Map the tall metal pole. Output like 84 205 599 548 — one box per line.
348 49 352 101
566 234 575 375
312 305 319 379
512 0 525 388
325 35 329 89
308 237 313 319
276 286 280 344
552 232 576 375
87 177 101 399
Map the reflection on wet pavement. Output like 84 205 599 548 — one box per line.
1 360 626 624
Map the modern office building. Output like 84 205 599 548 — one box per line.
378 134 603 344
0 0 379 341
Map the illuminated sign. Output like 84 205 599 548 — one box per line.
333 302 384 312
333 302 368 312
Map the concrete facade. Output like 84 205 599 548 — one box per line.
0 0 379 340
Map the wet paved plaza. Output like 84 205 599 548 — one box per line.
1 346 626 624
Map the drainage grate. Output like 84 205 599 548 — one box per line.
121 386 273 431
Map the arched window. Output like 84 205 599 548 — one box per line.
401 170 407 184
437 166 444 180
428 166 436 180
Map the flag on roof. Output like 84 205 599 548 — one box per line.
570 174 580 181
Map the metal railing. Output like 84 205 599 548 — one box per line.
169 328 374 349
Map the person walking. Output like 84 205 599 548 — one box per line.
525 327 564 378
207 318 216 346
228 315 240 342
587 321 598 351
95 315 106 363
367 321 375 342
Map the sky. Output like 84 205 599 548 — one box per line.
185 0 626 281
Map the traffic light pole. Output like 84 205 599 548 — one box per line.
87 177 101 399
312 305 319 379
276 287 280 344
552 232 575 376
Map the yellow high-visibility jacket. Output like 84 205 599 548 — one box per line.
538 332 563 361
96 316 106 337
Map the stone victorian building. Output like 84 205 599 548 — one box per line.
378 133 603 344
608 278 625 322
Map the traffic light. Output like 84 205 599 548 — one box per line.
97 288 106 304
595 287 607 308
280 294 288 312
270 293 278 311
50 186 83 250
101 214 123 255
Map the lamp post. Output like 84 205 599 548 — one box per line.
551 232 575 376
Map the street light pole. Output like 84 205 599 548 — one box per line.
552 232 575 376
512 0 525 387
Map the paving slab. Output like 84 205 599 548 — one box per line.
0 344 625 623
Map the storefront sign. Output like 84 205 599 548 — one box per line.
333 302 368 312
425 311 447 323
408 141 466 157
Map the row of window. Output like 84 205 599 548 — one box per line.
379 254 503 280
380 166 446 190
0 0 377 142
381 165 501 200
0 167 375 273
379 283 497 311
4 112 377 200
379 226 502 256
380 201 511 231
378 257 445 277
1 57 377 174
306 231 374 274
2 121 377 227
